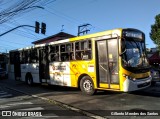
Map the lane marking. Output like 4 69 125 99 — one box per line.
0 94 12 98
0 105 10 109
6 87 106 119
0 102 33 109
20 107 44 111
7 102 33 106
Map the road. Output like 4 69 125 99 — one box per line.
0 83 92 119
0 79 160 119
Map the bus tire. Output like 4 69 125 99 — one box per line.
80 76 96 95
26 74 33 86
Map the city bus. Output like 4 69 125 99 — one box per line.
9 28 152 95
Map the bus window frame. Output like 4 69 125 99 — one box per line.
49 39 92 62
75 39 92 60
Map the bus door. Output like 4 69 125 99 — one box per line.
39 47 50 83
14 51 21 80
96 39 119 89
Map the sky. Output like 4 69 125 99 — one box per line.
0 0 160 53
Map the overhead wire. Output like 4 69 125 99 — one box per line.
0 0 48 52
0 0 43 24
39 0 57 6
0 0 104 52
44 6 104 32
44 0 104 31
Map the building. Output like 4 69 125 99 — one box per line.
32 32 75 45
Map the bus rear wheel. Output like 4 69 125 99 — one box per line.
26 74 33 85
80 76 96 95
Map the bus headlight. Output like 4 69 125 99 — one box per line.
123 74 136 81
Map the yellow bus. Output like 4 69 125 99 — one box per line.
9 28 151 95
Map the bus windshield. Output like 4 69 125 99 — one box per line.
122 39 149 68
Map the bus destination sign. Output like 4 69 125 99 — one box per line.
123 31 143 39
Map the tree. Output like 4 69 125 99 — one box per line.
150 14 160 50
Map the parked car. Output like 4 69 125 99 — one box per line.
150 67 160 85
0 68 7 79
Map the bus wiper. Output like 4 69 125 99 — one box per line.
119 49 130 66
119 48 126 56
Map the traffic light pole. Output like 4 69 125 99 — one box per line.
0 25 35 37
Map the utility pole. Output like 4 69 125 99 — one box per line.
77 23 91 36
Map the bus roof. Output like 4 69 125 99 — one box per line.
10 28 143 52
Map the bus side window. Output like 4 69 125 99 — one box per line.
15 52 20 63
50 53 59 61
30 49 38 63
75 42 82 60
50 45 60 62
75 52 82 60
81 40 92 60
66 44 71 52
28 50 32 63
60 44 66 61
60 44 65 52
75 42 80 50
60 43 73 61
81 50 91 60
61 53 69 61
20 51 23 64
69 43 74 60
21 50 25 64
27 50 31 63
24 50 28 63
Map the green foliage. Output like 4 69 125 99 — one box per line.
150 14 160 50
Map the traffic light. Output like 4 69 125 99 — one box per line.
41 22 46 34
35 21 40 33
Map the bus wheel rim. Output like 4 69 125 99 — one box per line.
83 80 92 92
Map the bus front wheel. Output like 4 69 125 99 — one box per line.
26 74 33 86
80 76 96 95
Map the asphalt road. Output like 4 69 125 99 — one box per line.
0 84 92 119
1 79 160 119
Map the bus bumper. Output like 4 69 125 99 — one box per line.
123 75 152 92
